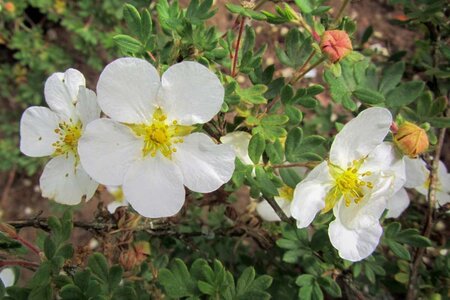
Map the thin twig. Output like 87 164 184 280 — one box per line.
289 50 317 84
335 0 350 23
406 127 446 300
231 16 246 77
0 260 39 270
264 197 295 225
290 57 326 84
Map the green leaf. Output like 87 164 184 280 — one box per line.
88 253 109 283
248 133 265 164
286 105 303 125
255 166 279 197
427 117 450 128
285 128 303 162
396 229 432 247
158 259 195 298
317 276 342 298
385 81 425 107
261 115 289 126
113 35 143 54
298 282 323 300
385 222 401 238
265 140 284 164
60 285 85 300
353 87 385 104
237 85 268 104
280 168 302 188
198 281 215 295
296 274 314 286
387 240 411 260
236 267 256 295
379 61 405 94
44 236 56 259
140 9 153 42
108 265 123 290
123 4 141 38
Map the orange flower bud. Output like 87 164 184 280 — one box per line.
320 30 352 63
394 122 429 158
4 2 15 13
119 248 138 271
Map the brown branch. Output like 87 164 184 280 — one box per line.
0 259 39 270
406 127 446 300
231 16 246 77
264 197 295 225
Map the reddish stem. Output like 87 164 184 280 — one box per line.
15 235 40 256
231 16 246 77
0 260 39 269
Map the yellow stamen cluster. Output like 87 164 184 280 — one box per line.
52 120 82 157
278 185 294 202
323 160 373 213
130 108 194 159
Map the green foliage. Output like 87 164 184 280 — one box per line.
158 258 273 299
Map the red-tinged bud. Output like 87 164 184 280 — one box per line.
394 121 429 158
4 2 15 13
119 249 138 271
390 122 399 133
133 241 150 263
320 30 353 63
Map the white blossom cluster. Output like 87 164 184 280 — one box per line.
20 58 235 218
222 107 450 262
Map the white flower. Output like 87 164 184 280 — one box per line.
415 160 450 207
78 58 235 218
220 131 253 165
386 157 428 218
0 268 15 288
290 107 406 261
20 69 100 205
106 186 128 214
257 185 293 221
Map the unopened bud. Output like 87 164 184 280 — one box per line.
320 30 352 63
4 2 15 13
394 121 429 158
133 241 150 262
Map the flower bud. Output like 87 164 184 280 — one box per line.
394 121 429 158
119 248 138 271
4 2 15 13
320 30 352 63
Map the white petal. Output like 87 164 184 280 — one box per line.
404 157 428 188
20 107 60 157
173 133 235 193
360 142 406 197
386 188 410 218
123 155 185 218
334 193 387 229
291 162 333 228
78 119 143 185
0 268 15 287
64 69 86 101
40 154 98 205
256 198 291 222
330 107 392 167
329 218 382 261
44 69 84 119
159 61 224 125
220 131 253 165
437 161 449 184
107 200 128 214
97 57 160 123
76 87 101 126
436 191 450 206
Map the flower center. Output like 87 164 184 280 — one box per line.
52 121 82 157
130 108 194 159
323 160 373 213
278 185 294 202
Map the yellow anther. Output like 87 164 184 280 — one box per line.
129 108 194 159
53 121 82 158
